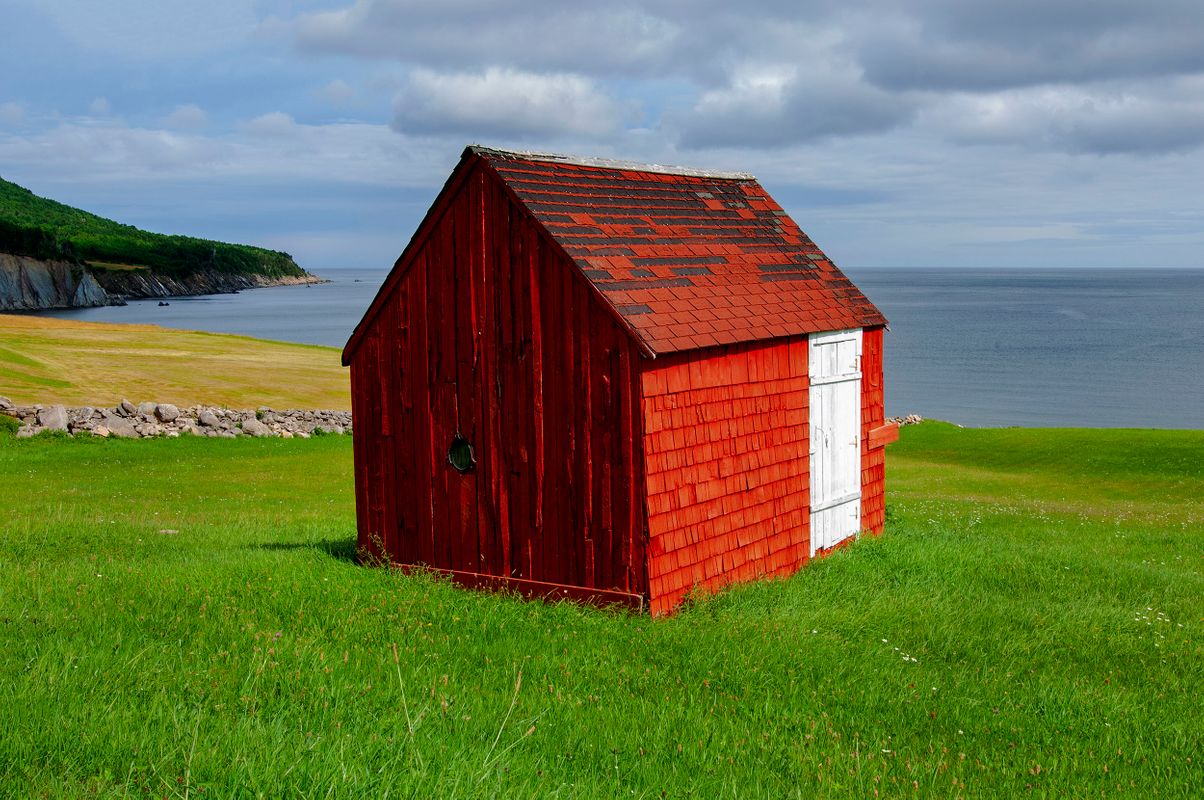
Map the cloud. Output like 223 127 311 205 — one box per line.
8 0 1204 269
241 111 299 138
289 1 683 77
0 117 456 188
959 222 1090 244
0 124 221 175
284 2 1204 142
162 104 208 130
856 10 1204 93
0 102 24 127
315 79 355 106
27 0 258 59
285 1 1204 92
89 97 111 115
928 80 1204 155
392 68 625 139
675 62 916 148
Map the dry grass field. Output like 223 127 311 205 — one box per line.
0 314 350 409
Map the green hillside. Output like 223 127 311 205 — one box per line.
0 176 306 279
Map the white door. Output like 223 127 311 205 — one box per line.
809 329 862 555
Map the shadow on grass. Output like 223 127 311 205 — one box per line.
254 539 358 563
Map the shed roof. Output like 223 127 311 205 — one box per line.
343 146 886 363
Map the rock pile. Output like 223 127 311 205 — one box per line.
887 414 925 426
0 396 351 440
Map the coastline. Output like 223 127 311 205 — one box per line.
0 250 325 312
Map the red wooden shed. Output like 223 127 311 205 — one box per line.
342 146 896 615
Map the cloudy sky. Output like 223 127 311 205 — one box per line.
2 0 1202 271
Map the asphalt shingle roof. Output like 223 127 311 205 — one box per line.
477 147 887 356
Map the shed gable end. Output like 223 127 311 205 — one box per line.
346 162 649 597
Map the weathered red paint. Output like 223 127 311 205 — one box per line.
343 146 891 614
346 159 648 597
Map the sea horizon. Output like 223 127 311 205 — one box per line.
36 266 1204 430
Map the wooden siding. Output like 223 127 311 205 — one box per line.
348 163 648 596
640 338 811 616
860 326 887 534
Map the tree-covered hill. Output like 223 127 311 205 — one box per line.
0 176 307 279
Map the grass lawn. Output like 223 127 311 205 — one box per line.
0 421 1200 797
0 314 349 409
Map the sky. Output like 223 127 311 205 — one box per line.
1 0 1203 272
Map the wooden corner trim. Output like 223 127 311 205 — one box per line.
867 421 900 450
388 563 646 612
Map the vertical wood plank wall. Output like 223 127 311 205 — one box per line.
860 326 887 534
348 164 648 595
639 338 811 616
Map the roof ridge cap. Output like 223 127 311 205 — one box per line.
467 144 756 181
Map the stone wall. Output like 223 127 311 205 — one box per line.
888 414 925 426
0 396 350 440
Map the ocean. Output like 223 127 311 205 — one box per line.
45 269 389 353
847 268 1203 429
42 267 1204 429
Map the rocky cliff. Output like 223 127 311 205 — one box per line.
90 266 320 299
0 252 322 311
0 253 116 311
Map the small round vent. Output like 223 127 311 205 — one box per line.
447 434 476 473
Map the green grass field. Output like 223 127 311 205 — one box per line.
0 422 1200 798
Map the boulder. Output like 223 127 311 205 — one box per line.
102 414 139 438
197 410 220 427
0 395 12 411
37 404 69 431
119 399 136 416
155 403 180 422
16 427 36 438
241 418 270 437
137 401 157 417
93 425 111 438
